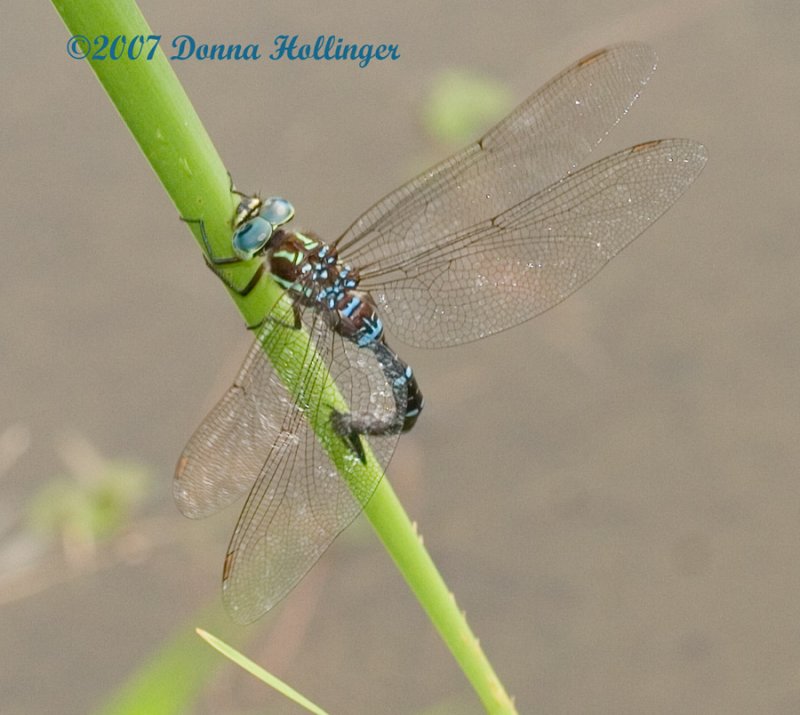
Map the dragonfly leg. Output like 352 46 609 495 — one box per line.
249 303 302 333
181 216 265 298
227 170 251 203
244 302 304 340
181 216 242 267
273 303 302 330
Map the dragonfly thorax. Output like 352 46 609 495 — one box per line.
230 193 385 347
269 230 383 347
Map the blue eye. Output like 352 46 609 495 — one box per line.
261 197 295 227
232 217 272 260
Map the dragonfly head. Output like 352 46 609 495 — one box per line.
231 197 296 261
233 194 263 229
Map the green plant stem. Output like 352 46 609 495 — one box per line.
365 478 516 713
51 2 517 712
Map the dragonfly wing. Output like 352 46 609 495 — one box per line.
174 296 295 519
336 43 657 272
363 139 707 347
219 308 404 624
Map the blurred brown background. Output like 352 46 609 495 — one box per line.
2 1 799 713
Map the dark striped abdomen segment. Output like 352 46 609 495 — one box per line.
397 358 423 432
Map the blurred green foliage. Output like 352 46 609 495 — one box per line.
27 449 151 553
422 69 514 145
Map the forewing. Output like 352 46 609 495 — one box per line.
336 43 657 272
365 139 707 347
220 308 404 624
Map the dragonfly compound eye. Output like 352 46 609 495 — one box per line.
232 217 272 260
260 197 295 227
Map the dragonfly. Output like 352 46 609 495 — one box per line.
175 42 707 624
